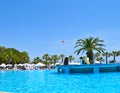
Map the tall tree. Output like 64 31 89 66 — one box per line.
117 50 120 61
0 48 13 64
51 55 59 66
32 57 42 64
20 51 30 63
59 54 65 63
74 36 105 64
0 46 5 54
102 52 112 64
0 46 6 63
0 47 30 65
112 51 119 62
42 54 50 68
94 52 100 60
94 52 104 64
68 55 74 62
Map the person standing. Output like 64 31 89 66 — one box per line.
80 57 83 65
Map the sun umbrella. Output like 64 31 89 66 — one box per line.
0 63 6 67
6 64 12 67
35 63 45 67
18 63 24 66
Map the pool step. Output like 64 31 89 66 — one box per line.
56 64 120 74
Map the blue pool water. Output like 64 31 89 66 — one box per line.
0 70 120 93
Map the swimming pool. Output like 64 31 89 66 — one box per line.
0 70 120 93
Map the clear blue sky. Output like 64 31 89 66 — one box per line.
0 0 120 61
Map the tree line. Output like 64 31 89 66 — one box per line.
32 54 74 67
95 51 120 64
0 36 120 66
0 46 75 68
0 46 30 65
31 50 120 68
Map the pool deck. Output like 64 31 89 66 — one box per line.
56 64 120 74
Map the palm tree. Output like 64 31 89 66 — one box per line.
102 52 112 64
117 50 120 61
59 54 65 63
68 55 74 62
97 57 104 64
94 52 100 60
33 57 42 64
42 54 50 68
51 55 59 66
112 51 119 62
74 36 105 64
94 52 105 64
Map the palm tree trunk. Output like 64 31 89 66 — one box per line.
106 56 108 64
62 58 63 63
113 55 116 62
86 51 93 64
